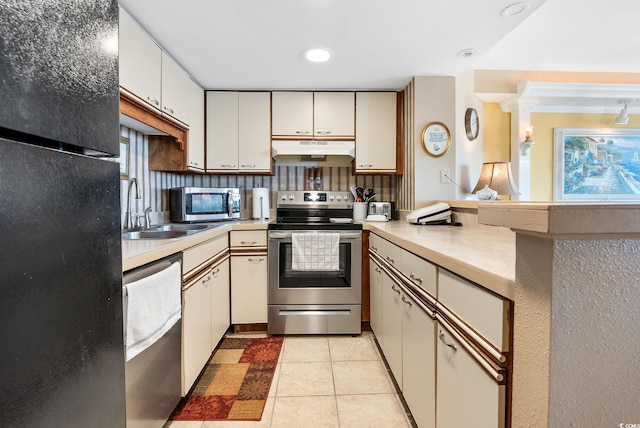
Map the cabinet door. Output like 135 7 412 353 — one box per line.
381 272 403 389
436 323 505 428
272 91 313 137
161 52 191 124
238 92 272 172
369 259 384 342
355 92 397 172
210 259 230 349
118 8 162 110
186 78 205 172
402 293 436 428
182 269 212 395
314 92 354 137
231 255 268 324
206 91 239 171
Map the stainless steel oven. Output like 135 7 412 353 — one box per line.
267 191 362 335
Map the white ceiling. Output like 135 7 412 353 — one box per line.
118 0 640 91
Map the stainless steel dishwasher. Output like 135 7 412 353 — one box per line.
123 253 182 428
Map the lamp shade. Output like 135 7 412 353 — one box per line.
472 162 520 195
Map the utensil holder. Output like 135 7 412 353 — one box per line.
353 202 368 221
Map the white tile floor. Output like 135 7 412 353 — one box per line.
165 332 414 428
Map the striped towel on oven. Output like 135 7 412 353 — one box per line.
291 232 340 271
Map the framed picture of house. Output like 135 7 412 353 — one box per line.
553 128 640 201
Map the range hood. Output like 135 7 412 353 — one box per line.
272 140 355 159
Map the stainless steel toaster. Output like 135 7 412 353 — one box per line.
368 202 395 220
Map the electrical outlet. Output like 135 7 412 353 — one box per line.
440 169 451 184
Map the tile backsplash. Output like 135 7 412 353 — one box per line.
120 126 397 222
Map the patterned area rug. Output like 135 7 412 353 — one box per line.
170 336 284 421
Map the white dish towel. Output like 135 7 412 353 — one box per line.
124 262 181 361
291 232 340 271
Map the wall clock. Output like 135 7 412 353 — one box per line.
465 107 479 141
421 122 451 157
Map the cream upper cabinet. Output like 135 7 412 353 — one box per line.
272 91 313 137
160 52 191 124
238 92 272 172
186 78 205 172
206 91 239 171
355 92 398 172
118 8 162 110
313 92 355 137
206 91 271 173
272 91 355 139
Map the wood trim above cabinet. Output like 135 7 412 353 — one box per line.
119 89 188 150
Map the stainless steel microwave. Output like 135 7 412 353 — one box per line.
169 187 241 222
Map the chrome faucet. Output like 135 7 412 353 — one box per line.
124 177 141 229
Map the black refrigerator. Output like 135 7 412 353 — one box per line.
0 1 126 427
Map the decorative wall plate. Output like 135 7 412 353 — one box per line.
421 122 451 157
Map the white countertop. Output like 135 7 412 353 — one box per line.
122 219 270 271
363 220 516 300
123 217 516 300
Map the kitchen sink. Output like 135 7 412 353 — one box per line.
122 223 221 240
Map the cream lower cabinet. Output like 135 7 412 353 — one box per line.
230 255 268 323
402 292 436 428
436 321 505 428
182 267 213 395
210 257 230 348
369 260 384 341
182 234 229 395
230 231 268 324
380 271 403 389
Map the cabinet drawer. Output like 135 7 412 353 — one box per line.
401 250 437 297
183 233 228 274
382 238 402 269
369 233 383 255
438 270 509 352
230 230 267 247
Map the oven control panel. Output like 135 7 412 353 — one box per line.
277 191 353 206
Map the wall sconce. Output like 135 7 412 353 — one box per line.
614 99 633 125
472 162 520 200
521 126 535 155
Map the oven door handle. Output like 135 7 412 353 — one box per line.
268 231 362 240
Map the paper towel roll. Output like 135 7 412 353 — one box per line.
252 188 270 219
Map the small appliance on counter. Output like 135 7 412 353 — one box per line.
406 203 461 226
169 187 241 222
368 202 396 220
252 187 270 219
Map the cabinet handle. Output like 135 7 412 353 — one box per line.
247 257 265 262
241 241 258 245
409 273 423 284
163 106 174 114
391 284 401 294
212 268 220 275
241 164 256 168
439 330 457 352
374 267 381 273
315 130 332 135
295 130 311 134
146 96 160 106
386 256 395 264
358 164 373 168
202 274 212 284
401 295 412 306
371 246 378 252
220 164 237 168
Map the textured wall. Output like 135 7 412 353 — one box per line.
549 238 640 426
513 234 640 426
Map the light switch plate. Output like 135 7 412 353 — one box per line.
440 169 451 184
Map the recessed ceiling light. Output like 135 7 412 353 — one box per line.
457 48 477 58
304 48 332 63
502 2 531 17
